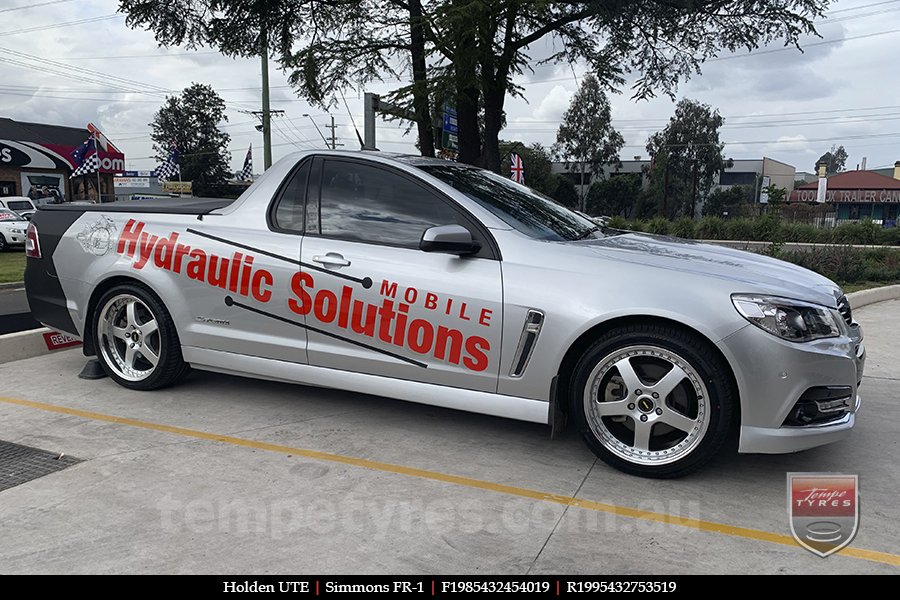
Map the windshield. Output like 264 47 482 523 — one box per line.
418 164 599 241
6 200 32 211
0 209 25 221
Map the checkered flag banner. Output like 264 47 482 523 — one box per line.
156 143 180 183
238 144 253 181
70 153 99 178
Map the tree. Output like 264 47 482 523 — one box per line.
551 177 579 210
647 99 733 219
122 1 828 171
815 144 848 175
702 185 752 217
552 74 624 211
150 83 232 187
586 174 641 217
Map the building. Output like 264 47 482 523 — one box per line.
0 117 124 203
551 159 651 197
789 164 900 226
716 157 796 192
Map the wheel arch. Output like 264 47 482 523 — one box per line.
82 275 171 357
553 315 741 426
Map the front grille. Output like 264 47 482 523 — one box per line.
838 295 852 325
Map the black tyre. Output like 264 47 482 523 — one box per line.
92 282 189 390
570 323 735 478
0 234 7 252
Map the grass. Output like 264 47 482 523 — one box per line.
0 251 26 284
840 281 900 294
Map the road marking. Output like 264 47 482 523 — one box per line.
1 394 898 568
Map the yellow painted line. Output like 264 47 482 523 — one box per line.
2 394 898 568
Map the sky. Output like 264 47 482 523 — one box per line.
1 0 898 176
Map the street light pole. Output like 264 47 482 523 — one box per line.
303 113 330 148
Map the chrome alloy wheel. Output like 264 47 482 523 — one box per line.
97 293 161 382
583 345 710 466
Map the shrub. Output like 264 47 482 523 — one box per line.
725 218 754 241
876 226 900 246
669 217 696 239
778 222 819 243
606 215 628 229
751 214 781 242
696 216 725 240
645 217 671 235
626 220 645 232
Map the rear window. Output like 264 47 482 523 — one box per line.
6 200 32 211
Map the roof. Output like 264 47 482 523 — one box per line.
0 117 90 147
795 170 900 190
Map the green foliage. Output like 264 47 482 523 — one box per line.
499 141 556 197
550 177 579 209
725 218 754 240
645 217 671 235
585 174 641 217
765 184 786 205
751 214 782 242
702 185 752 217
670 217 695 239
647 99 733 218
696 216 725 240
554 74 624 209
815 144 849 175
150 82 232 186
121 0 830 171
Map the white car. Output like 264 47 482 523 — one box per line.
0 197 38 220
0 208 28 250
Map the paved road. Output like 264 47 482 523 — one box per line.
0 301 896 574
0 288 39 335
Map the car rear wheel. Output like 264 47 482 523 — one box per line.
93 283 188 390
570 324 734 478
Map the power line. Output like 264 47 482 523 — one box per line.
0 0 77 13
0 14 122 37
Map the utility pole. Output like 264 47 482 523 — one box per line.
260 18 272 170
324 115 344 150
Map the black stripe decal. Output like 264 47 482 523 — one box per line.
186 228 373 289
224 296 428 369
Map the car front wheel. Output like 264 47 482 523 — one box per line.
93 283 188 390
570 323 735 478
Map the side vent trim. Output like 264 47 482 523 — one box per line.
509 310 544 378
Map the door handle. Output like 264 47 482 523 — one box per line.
312 253 351 268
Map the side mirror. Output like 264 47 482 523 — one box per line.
419 224 481 256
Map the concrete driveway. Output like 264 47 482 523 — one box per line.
0 301 897 574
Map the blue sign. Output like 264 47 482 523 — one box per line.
442 105 458 135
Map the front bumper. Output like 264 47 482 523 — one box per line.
717 321 865 454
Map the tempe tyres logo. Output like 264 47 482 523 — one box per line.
788 473 858 557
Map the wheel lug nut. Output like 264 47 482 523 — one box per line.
652 392 659 399
655 408 663 415
640 414 648 422
628 403 635 410
635 389 642 396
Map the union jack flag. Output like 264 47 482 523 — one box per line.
510 152 525 184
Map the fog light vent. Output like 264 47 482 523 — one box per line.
783 386 853 427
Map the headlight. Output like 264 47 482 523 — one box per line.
731 294 842 342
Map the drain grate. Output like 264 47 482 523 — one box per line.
0 440 82 492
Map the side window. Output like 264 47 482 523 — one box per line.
270 160 310 233
318 160 467 248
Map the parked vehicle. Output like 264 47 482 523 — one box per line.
24 151 865 477
0 197 38 220
0 208 28 250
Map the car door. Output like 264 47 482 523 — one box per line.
173 159 311 364
297 156 503 392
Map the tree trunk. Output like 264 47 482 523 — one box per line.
408 0 434 157
452 0 480 165
481 85 504 173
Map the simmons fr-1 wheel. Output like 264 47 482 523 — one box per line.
570 324 734 478
93 283 188 390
